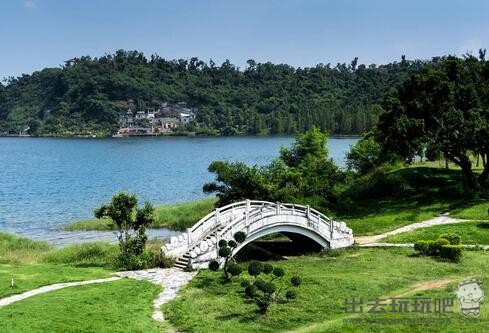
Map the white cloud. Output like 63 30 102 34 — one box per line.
24 0 36 9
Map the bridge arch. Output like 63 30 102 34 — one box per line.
162 200 353 269
232 223 331 256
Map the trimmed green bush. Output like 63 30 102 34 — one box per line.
240 280 251 288
234 231 247 243
291 276 302 287
228 240 238 248
248 261 264 277
218 240 227 248
428 238 449 256
414 240 431 256
209 260 220 271
285 290 297 299
218 246 231 257
245 285 258 298
227 263 243 277
440 245 463 262
263 263 274 274
272 267 285 277
439 233 461 245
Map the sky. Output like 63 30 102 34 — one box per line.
1 0 489 79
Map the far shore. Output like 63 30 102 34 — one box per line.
62 197 217 232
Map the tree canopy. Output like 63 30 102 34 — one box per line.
0 50 427 136
376 54 489 189
204 127 341 208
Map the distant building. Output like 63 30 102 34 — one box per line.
178 112 195 124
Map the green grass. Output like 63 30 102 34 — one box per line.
336 166 487 235
63 197 217 232
165 247 489 333
0 233 115 299
0 279 167 333
382 221 489 244
0 263 112 299
340 200 453 235
452 201 489 220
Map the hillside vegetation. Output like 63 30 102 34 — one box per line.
0 51 429 136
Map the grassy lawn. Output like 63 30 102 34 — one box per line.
339 200 453 235
63 197 217 232
0 279 166 333
165 247 489 333
0 233 115 299
452 201 489 220
0 263 112 299
336 167 469 235
382 221 489 244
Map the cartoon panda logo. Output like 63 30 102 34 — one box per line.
455 279 484 316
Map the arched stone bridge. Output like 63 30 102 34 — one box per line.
162 200 354 269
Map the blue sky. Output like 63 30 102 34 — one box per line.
1 0 488 79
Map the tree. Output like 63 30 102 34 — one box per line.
208 231 247 281
376 55 489 190
241 262 301 314
346 135 383 174
204 127 341 209
95 192 154 269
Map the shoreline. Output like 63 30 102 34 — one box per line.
0 133 360 139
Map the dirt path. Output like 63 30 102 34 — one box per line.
355 214 470 245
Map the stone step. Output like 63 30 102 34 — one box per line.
173 262 187 269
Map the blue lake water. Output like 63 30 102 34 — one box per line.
0 136 357 245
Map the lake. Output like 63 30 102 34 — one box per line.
0 136 357 245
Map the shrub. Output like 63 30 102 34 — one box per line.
440 245 463 262
414 240 431 256
245 285 258 298
146 250 175 268
248 261 264 277
240 280 251 288
234 231 247 243
214 232 247 281
272 267 285 278
242 263 301 314
285 290 297 299
94 193 154 270
428 238 449 256
263 282 277 294
291 276 302 287
254 278 267 291
209 260 220 271
439 233 461 245
227 263 243 277
263 263 274 274
218 246 231 257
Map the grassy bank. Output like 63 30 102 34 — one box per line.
0 279 166 333
165 247 489 333
383 221 489 244
336 166 471 235
0 233 117 298
63 197 217 232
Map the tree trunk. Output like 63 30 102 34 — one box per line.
457 155 479 190
479 152 489 188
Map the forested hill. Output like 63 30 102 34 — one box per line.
0 50 430 136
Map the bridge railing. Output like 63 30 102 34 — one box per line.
163 199 350 256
